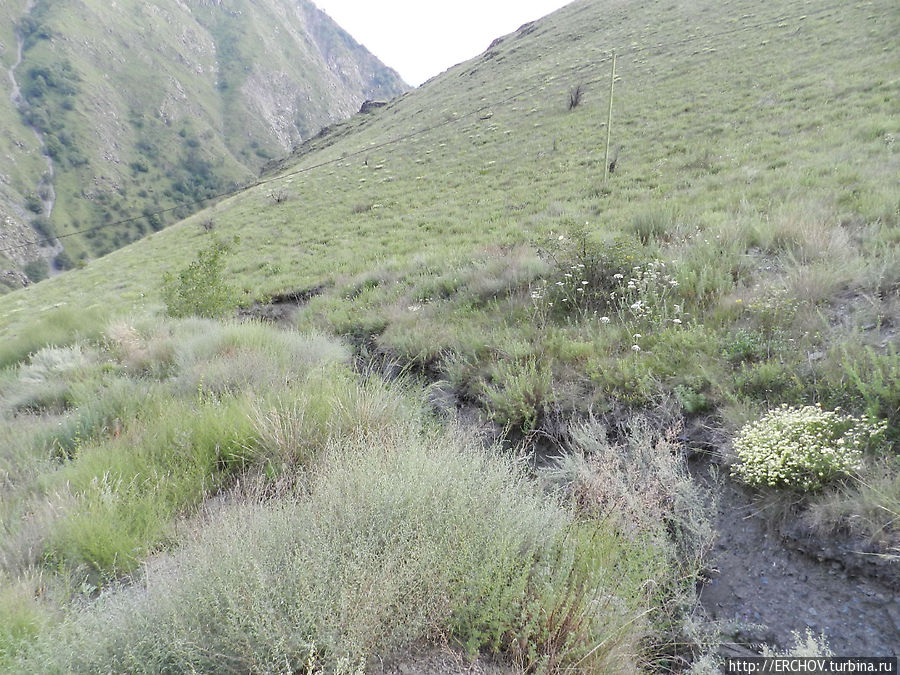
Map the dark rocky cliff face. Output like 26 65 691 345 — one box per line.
0 0 407 284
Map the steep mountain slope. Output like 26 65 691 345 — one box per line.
0 0 53 289
0 0 405 287
3 0 894 325
1 0 898 665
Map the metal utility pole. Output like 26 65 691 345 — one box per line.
604 51 617 182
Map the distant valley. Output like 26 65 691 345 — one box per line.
0 0 406 291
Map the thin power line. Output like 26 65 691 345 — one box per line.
0 2 863 256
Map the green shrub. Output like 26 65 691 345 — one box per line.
822 345 900 440
674 384 710 414
30 215 56 239
732 404 887 490
54 249 75 271
535 223 643 320
23 259 49 283
747 288 800 341
482 357 554 432
733 358 802 404
721 328 766 363
161 238 239 319
589 352 662 406
24 193 43 214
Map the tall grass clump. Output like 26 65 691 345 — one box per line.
44 392 259 579
628 207 682 244
0 345 90 414
20 423 673 673
0 419 55 499
457 246 549 306
41 377 153 460
0 575 47 667
544 417 714 667
104 321 177 378
804 459 900 544
0 305 108 370
548 417 713 577
675 234 754 313
749 200 853 264
244 375 416 482
171 319 348 395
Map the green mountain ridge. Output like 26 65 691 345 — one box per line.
0 0 406 288
3 0 894 324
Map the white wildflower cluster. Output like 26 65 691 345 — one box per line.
535 228 685 343
531 261 595 319
611 260 681 329
531 250 686 349
732 404 887 491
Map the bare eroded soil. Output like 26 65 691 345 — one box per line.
698 475 899 657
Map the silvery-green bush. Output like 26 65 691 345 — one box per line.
732 404 886 490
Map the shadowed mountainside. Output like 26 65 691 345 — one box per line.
0 0 406 286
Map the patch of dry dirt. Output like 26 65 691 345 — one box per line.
698 475 900 657
237 285 325 323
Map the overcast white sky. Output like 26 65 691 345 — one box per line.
311 1 572 86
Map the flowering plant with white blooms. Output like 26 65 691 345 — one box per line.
610 259 680 328
534 225 641 321
534 225 683 341
732 404 887 490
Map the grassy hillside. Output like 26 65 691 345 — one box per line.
0 0 897 670
0 0 405 279
3 0 896 420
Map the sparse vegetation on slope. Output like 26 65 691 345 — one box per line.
0 0 897 667
1 319 694 673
